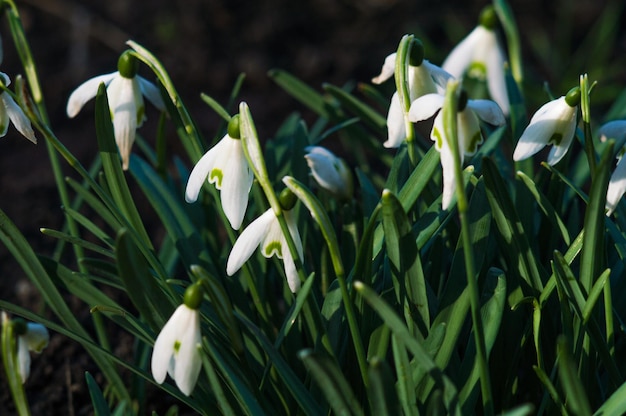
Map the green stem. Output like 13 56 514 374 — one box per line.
443 81 493 415
580 74 596 176
1 314 31 416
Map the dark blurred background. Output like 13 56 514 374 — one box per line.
0 0 624 413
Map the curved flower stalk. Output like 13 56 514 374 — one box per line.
442 6 509 115
598 120 626 215
151 282 203 396
512 87 580 166
227 191 304 293
409 90 505 209
304 145 353 201
0 72 37 144
372 39 453 148
66 50 165 170
185 115 253 230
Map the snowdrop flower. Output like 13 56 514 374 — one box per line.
512 87 580 166
304 145 353 201
372 39 453 148
151 283 203 396
9 317 50 383
227 189 303 292
598 120 626 215
442 6 509 115
409 90 505 209
185 115 253 230
67 50 165 170
0 72 37 144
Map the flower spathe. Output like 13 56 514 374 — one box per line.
304 145 353 201
66 53 165 170
598 120 626 216
0 72 37 144
185 130 253 230
442 9 509 115
151 303 202 396
227 208 303 292
17 322 49 383
512 95 578 166
409 92 505 209
372 52 453 148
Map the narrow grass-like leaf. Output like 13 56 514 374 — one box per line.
533 365 566 415
593 380 626 416
391 335 418 416
269 69 331 118
556 336 592 415
200 92 232 122
299 349 364 416
323 83 387 132
86 372 112 416
40 228 114 258
367 357 400 416
199 347 236 416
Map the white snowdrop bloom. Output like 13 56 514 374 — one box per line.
0 72 37 144
598 120 626 216
304 145 353 200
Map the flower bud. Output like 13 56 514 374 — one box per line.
117 50 139 79
227 114 241 139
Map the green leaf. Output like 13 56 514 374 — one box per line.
323 83 386 133
556 336 592 415
268 69 331 118
367 357 400 416
299 349 364 416
593 380 626 416
86 372 112 416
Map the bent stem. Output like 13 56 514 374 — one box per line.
443 80 494 415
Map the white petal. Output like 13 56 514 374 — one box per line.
438 131 457 210
304 146 344 195
151 305 188 384
407 64 438 98
138 76 166 111
66 72 117 117
485 43 509 115
545 107 577 166
108 77 137 170
457 109 482 156
227 209 275 275
598 120 626 148
260 216 286 259
17 336 31 383
383 93 406 148
173 309 202 396
408 93 445 122
219 139 253 230
4 93 37 143
422 60 455 90
282 244 300 292
467 99 506 126
23 323 49 353
0 95 12 137
442 27 483 78
184 140 222 203
281 211 303 292
372 53 396 84
606 157 626 215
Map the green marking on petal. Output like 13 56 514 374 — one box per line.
433 127 444 150
264 241 282 257
136 105 145 124
467 62 487 80
466 131 484 155
209 169 223 188
174 340 181 353
549 133 563 146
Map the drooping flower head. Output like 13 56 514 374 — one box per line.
185 115 253 230
304 145 353 201
513 87 580 166
67 50 165 170
373 38 453 148
442 6 509 115
409 88 505 209
0 72 37 144
598 120 626 216
8 316 50 384
227 188 304 292
151 282 203 396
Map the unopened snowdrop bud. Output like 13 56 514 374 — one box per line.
185 113 253 230
151 283 203 396
598 120 626 216
12 318 49 383
513 87 579 166
304 146 353 201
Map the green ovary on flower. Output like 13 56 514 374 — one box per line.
209 168 223 188
264 241 282 257
136 105 145 124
